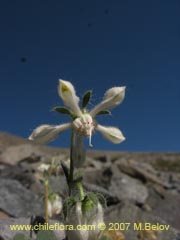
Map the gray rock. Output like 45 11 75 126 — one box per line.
0 144 42 165
115 158 171 188
146 186 180 230
0 132 68 166
109 165 149 204
83 182 119 206
0 132 180 240
0 164 38 189
0 178 43 217
105 201 180 240
84 168 111 188
49 175 68 196
151 192 180 230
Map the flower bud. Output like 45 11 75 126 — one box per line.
48 194 62 218
65 198 104 240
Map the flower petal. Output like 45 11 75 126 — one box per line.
96 124 125 144
104 86 126 102
28 123 71 144
90 86 126 117
58 80 82 117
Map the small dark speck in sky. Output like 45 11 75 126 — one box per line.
20 57 27 63
87 23 92 28
104 9 109 15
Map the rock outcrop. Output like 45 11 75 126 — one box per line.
0 132 180 240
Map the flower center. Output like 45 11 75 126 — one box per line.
72 114 95 147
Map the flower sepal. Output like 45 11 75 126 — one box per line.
82 193 98 214
53 106 77 119
96 110 111 116
82 90 92 112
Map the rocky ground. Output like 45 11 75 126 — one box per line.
0 131 180 240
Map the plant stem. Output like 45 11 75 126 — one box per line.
69 130 75 196
44 180 49 223
77 182 84 201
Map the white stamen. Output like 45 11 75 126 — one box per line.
89 127 93 147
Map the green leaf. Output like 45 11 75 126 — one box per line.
96 110 111 116
63 197 77 218
86 192 98 204
53 106 77 120
48 193 56 202
37 230 58 240
82 192 98 213
53 106 72 115
61 161 69 183
82 90 92 109
13 233 30 240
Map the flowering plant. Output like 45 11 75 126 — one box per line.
28 80 126 240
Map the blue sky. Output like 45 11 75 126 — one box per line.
0 0 180 151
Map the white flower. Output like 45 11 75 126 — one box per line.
48 194 62 218
28 80 126 146
66 201 104 240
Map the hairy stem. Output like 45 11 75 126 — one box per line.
77 182 84 201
